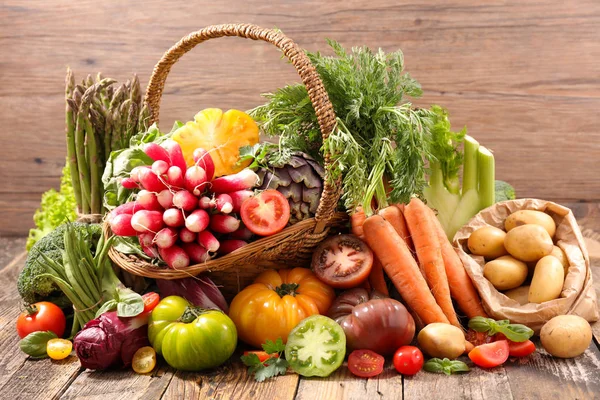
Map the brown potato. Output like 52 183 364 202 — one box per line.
540 315 592 358
417 323 466 359
483 255 528 291
468 226 508 259
503 285 530 305
505 210 556 238
528 256 565 303
504 224 553 262
550 245 569 277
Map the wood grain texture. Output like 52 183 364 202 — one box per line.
1 0 600 234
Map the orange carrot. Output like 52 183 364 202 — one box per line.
351 206 367 239
368 258 389 296
427 206 489 318
380 206 411 245
394 204 414 251
363 215 449 325
404 198 461 328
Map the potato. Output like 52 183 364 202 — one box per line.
417 323 466 359
550 245 569 276
468 226 508 259
504 224 553 262
505 210 556 238
503 285 530 305
483 255 528 290
528 256 565 303
540 315 592 358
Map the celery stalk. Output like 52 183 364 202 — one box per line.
462 136 479 194
477 146 495 209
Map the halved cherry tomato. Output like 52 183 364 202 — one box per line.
393 346 423 376
465 329 494 347
468 340 509 368
47 338 72 360
508 340 536 357
241 190 290 236
16 302 66 339
142 292 160 314
243 350 279 364
348 349 385 378
132 346 157 374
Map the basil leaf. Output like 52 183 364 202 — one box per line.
115 287 144 317
423 358 446 374
19 331 57 358
95 299 118 318
497 323 533 342
424 358 470 376
448 360 470 374
468 316 494 333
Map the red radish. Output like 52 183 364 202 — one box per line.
227 190 254 212
144 142 171 163
215 194 233 214
229 226 253 241
166 166 185 189
121 177 139 189
138 232 155 247
136 190 162 211
179 227 197 243
152 160 170 175
219 239 248 255
157 189 174 209
138 167 166 192
154 227 178 249
198 196 213 209
159 245 190 269
193 148 215 181
185 209 210 233
185 165 208 196
108 202 139 222
142 245 160 259
163 140 187 172
197 230 220 253
130 166 144 182
181 243 210 264
110 214 137 236
131 210 164 233
163 208 185 227
210 169 259 193
210 214 240 234
172 190 197 211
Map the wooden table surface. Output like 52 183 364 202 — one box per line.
0 202 599 400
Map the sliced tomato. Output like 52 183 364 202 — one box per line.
243 350 278 363
348 349 385 378
142 292 160 314
240 190 290 236
465 329 494 347
508 340 536 357
468 340 510 368
393 346 423 376
132 346 157 374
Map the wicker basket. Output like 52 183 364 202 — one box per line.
106 23 348 297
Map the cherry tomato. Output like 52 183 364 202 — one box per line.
243 350 279 363
240 190 290 236
348 349 385 378
132 346 157 374
468 340 510 368
46 339 72 360
465 329 494 347
508 340 536 357
16 302 66 339
393 346 424 376
142 292 160 314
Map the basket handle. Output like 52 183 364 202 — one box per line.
144 24 339 233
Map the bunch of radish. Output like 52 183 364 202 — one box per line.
108 139 258 269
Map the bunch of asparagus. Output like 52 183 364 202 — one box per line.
65 69 149 215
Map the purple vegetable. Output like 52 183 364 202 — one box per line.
73 311 149 370
156 275 229 313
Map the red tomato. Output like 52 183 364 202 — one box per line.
348 349 385 378
243 350 278 363
468 340 510 368
393 346 423 376
240 190 290 236
465 329 494 347
508 340 536 357
142 292 160 314
16 302 66 339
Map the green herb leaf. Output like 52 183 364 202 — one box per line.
468 317 533 342
424 358 470 376
19 331 58 358
115 287 144 317
241 353 261 367
243 338 289 382
254 357 289 382
95 299 118 318
262 338 286 354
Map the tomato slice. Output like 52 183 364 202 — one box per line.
508 340 536 357
142 292 160 314
241 190 290 236
348 349 385 378
465 329 494 347
243 350 279 363
132 346 157 374
468 340 510 368
393 346 423 376
46 338 72 360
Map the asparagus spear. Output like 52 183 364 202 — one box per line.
75 86 94 213
65 69 82 213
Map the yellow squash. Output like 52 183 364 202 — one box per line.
171 108 259 177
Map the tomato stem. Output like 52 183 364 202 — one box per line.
24 303 38 316
275 283 300 298
178 306 210 323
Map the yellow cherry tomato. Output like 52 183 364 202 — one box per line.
229 268 335 348
46 338 72 360
132 346 157 374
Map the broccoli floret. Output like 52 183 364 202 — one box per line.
18 222 102 306
495 180 516 202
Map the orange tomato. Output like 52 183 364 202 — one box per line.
229 268 335 348
171 108 259 177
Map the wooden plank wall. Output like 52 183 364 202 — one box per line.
1 0 599 235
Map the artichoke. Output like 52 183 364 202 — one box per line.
256 152 325 224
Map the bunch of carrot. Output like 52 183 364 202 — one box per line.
352 198 487 328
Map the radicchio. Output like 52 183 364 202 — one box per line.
156 275 228 313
